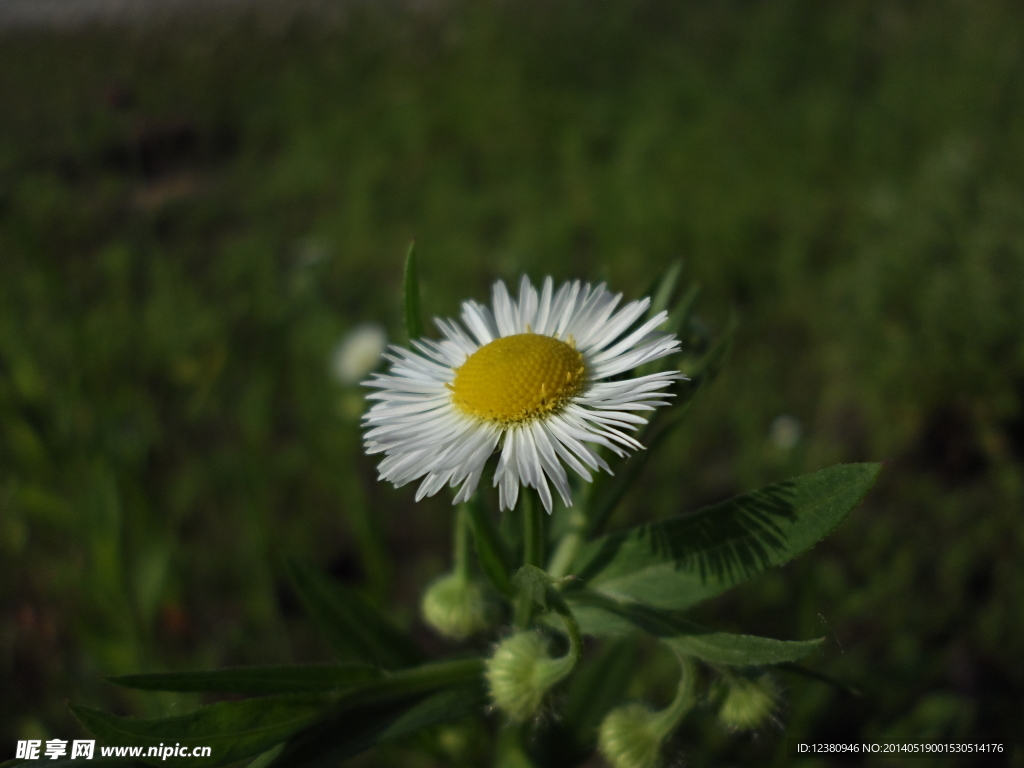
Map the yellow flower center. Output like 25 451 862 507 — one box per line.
450 333 587 424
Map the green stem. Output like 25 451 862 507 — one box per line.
530 584 583 690
547 508 587 578
454 503 472 580
650 655 698 739
522 490 543 569
495 722 538 768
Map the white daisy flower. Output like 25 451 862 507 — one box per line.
362 276 681 512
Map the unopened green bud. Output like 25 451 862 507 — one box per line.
421 572 494 640
718 673 778 731
485 631 569 721
597 703 665 768
597 656 697 768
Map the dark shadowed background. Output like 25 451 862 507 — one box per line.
2 1 1023 765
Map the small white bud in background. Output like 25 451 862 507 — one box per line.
769 414 802 450
331 323 387 385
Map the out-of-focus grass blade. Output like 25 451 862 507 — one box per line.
108 664 382 695
465 498 514 598
71 696 330 768
268 686 486 768
646 260 682 319
777 662 865 698
584 400 694 539
585 308 736 538
285 559 423 669
403 241 424 342
669 283 702 349
679 308 737 394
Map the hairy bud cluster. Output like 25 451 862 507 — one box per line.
717 673 779 731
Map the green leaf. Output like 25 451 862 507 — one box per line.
668 283 702 345
565 592 824 666
664 631 823 666
571 463 882 610
71 695 330 768
465 497 514 598
108 664 382 694
647 260 682 319
403 241 424 342
285 559 423 668
270 686 485 768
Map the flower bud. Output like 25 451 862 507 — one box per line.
597 656 697 768
717 673 779 731
485 631 567 721
421 572 494 640
597 703 665 768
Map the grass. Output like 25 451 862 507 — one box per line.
2 1 1023 765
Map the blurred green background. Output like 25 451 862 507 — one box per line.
2 0 1023 765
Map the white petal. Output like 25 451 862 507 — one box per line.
493 280 517 337
534 276 555 335
518 275 539 332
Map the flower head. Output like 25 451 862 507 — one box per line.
362 276 680 511
597 703 666 768
485 631 563 721
717 673 780 731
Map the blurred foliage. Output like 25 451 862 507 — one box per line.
1 0 1023 765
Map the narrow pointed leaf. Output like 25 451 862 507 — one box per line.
664 632 823 666
285 559 422 668
71 695 330 767
269 686 485 768
108 664 382 695
403 241 424 342
668 283 702 344
565 592 824 666
584 400 695 538
677 307 736 397
570 463 882 610
647 261 682 319
587 307 732 538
